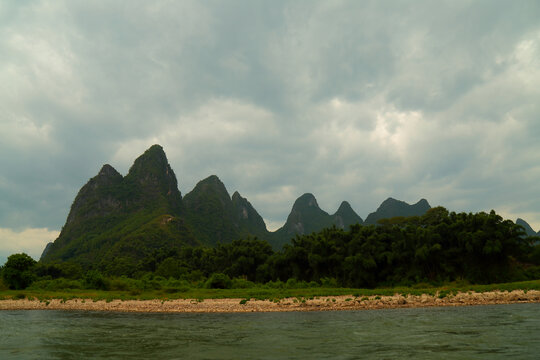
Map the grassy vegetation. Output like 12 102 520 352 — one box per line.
1 279 539 302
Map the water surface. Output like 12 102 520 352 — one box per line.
1 303 539 359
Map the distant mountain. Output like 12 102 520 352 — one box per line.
41 145 197 271
332 201 363 229
40 144 437 270
516 218 537 237
183 175 269 246
270 194 363 249
364 198 431 225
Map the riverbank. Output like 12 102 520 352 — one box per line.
1 290 539 312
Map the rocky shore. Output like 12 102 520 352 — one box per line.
1 290 539 313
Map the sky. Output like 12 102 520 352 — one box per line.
1 0 539 265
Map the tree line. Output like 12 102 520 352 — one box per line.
2 207 540 290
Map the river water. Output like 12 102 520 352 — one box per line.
1 303 539 359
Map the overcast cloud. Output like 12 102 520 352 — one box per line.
1 0 539 264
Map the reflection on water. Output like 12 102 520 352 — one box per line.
1 303 539 359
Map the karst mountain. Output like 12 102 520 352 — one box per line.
41 144 438 266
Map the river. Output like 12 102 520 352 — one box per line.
1 303 539 359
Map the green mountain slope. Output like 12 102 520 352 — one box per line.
183 175 238 246
183 175 269 246
41 145 197 271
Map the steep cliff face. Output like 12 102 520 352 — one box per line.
364 198 431 225
231 191 269 239
65 164 124 227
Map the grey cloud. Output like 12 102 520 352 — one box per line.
1 0 540 246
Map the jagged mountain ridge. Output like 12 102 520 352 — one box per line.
364 197 431 225
41 144 433 266
270 194 363 249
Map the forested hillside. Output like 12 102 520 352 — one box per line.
32 144 540 288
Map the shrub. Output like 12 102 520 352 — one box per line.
142 279 162 291
109 277 132 291
28 278 83 291
438 290 449 299
182 270 205 283
320 277 338 287
264 280 285 289
205 273 232 289
231 278 256 289
84 270 109 290
164 278 191 291
0 277 8 291
285 278 298 288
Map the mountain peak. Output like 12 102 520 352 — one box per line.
199 174 223 185
333 201 363 229
416 198 431 208
365 197 431 225
190 175 230 200
183 175 232 232
336 201 352 213
122 145 182 211
98 164 121 177
270 193 333 248
183 176 269 246
127 144 169 177
292 193 320 210
379 197 401 207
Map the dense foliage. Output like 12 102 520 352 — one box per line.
3 208 540 290
2 253 37 290
271 208 538 286
43 144 432 265
40 146 198 266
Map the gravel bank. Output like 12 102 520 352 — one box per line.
1 290 539 313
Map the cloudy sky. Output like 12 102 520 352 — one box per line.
1 0 539 264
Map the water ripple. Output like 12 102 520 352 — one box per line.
0 303 539 359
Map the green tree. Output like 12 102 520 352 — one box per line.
2 253 37 290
